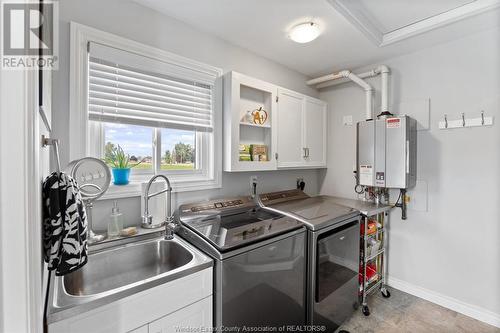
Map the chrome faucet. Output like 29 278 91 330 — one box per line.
141 175 178 239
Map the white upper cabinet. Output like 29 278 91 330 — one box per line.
276 89 327 169
223 71 327 171
303 97 327 167
276 89 306 168
223 71 277 172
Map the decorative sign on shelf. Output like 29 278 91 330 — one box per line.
252 107 268 125
242 106 268 126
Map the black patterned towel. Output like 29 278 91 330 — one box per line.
42 172 88 276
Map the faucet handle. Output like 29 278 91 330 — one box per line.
141 215 153 228
164 216 179 240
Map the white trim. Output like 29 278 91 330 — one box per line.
26 69 44 333
70 22 222 161
329 0 383 45
388 276 500 328
99 175 222 200
329 0 500 47
0 64 43 333
70 22 222 194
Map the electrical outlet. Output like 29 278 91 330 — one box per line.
296 177 306 190
250 175 258 197
343 115 353 126
250 175 258 190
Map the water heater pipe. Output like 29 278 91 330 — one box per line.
347 72 374 120
378 65 390 115
307 65 391 119
314 69 378 89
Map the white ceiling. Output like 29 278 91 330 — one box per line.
135 0 500 77
358 0 476 34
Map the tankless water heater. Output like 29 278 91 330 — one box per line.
357 116 417 189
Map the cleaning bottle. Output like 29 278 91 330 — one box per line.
107 200 123 238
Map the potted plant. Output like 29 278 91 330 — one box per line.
105 145 143 185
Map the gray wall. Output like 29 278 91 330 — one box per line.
53 0 321 229
319 27 500 319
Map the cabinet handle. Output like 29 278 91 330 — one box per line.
306 148 310 158
303 148 307 158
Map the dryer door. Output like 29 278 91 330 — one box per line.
313 220 360 332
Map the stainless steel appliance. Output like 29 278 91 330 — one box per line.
260 190 361 332
357 115 417 189
177 196 306 331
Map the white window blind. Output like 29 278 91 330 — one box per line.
88 42 214 132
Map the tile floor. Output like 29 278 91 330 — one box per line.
337 288 500 333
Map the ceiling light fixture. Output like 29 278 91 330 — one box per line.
289 22 321 43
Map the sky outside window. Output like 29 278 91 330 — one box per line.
104 123 153 169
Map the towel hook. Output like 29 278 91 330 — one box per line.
481 110 485 126
42 135 61 173
461 113 466 127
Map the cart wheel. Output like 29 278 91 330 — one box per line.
381 289 391 298
362 305 370 316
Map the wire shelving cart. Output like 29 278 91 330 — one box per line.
359 208 392 316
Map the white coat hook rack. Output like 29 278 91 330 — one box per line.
439 111 494 130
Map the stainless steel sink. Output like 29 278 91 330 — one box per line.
46 235 212 324
64 239 193 296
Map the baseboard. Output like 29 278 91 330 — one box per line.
387 276 500 329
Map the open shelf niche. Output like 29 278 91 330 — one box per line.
223 71 277 172
239 84 273 161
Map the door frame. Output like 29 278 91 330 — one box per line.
0 68 44 332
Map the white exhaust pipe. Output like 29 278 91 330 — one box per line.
377 65 390 116
347 72 373 120
314 69 378 89
307 65 390 119
306 70 350 86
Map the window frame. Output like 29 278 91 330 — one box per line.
90 121 203 176
70 22 222 199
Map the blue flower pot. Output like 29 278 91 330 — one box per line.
112 168 131 185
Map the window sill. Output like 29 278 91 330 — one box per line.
98 175 222 200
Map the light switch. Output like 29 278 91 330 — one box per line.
343 115 353 126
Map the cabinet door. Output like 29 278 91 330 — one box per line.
276 89 305 168
149 297 212 333
304 97 327 167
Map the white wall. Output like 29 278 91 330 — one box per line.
319 27 500 325
52 0 321 229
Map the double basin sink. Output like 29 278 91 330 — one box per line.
46 235 212 323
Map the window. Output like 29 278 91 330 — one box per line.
160 128 196 171
91 122 198 172
70 24 222 196
102 122 154 171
